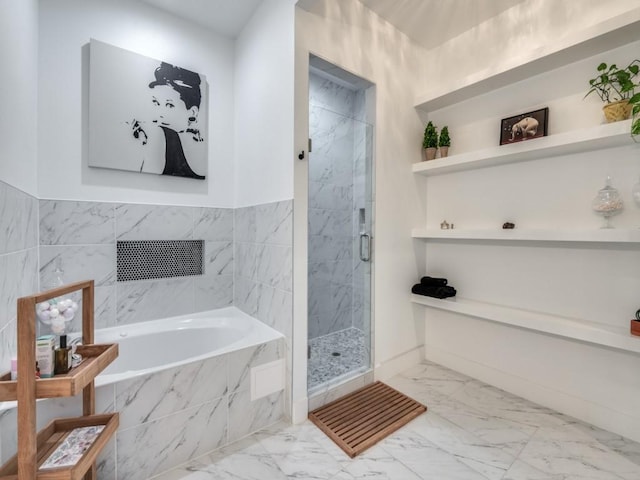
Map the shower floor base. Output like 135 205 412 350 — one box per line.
308 327 369 390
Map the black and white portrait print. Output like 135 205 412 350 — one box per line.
89 39 208 180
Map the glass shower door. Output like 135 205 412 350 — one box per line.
307 66 373 393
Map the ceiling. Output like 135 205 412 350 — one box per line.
358 0 525 49
139 0 263 38
138 0 524 49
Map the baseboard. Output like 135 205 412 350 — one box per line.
425 344 640 444
291 396 308 424
374 345 425 382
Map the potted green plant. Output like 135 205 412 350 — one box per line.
439 126 451 157
422 121 438 161
585 59 639 123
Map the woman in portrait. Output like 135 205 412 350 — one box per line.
132 62 206 179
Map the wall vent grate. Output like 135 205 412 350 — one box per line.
117 240 204 282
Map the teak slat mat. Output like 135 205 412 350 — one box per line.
309 381 427 457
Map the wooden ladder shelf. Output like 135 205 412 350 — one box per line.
0 280 119 480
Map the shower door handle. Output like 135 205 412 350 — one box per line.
359 233 371 262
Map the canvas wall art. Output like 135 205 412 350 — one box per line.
89 39 208 180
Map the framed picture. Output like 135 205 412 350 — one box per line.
89 39 208 180
499 107 548 145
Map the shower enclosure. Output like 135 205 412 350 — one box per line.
307 56 374 394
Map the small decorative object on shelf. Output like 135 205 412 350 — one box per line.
592 176 624 228
584 59 639 124
439 126 451 157
37 259 78 334
632 175 640 207
440 220 450 230
502 222 515 229
422 121 438 161
500 108 548 145
631 308 640 337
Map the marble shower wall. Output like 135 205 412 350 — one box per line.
38 200 234 332
0 180 39 385
309 73 372 340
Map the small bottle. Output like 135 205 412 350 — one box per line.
54 335 72 375
10 357 17 381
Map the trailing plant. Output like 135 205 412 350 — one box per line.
632 93 640 137
439 126 451 147
585 59 639 103
422 121 438 149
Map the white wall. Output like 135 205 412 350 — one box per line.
293 0 428 419
423 0 640 99
419 2 640 442
0 0 39 195
234 0 296 207
37 0 235 207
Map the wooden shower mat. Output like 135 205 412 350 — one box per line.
309 381 427 457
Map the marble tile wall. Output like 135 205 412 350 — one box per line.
99 337 285 479
234 199 293 417
0 180 39 463
233 199 292 338
38 200 234 332
0 180 39 364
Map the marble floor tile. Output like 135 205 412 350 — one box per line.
406 413 517 480
154 436 287 480
516 424 640 480
253 422 343 479
378 427 490 480
449 379 568 430
153 360 640 480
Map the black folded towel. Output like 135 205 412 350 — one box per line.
412 283 457 299
420 276 448 287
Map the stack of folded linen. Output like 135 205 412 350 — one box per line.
411 276 457 299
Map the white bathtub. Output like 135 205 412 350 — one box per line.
95 306 283 386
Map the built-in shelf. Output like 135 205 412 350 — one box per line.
411 228 640 243
411 294 640 354
414 9 640 111
412 120 634 176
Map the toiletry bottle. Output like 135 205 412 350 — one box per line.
10 357 17 381
54 335 72 375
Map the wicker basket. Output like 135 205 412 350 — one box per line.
602 100 632 123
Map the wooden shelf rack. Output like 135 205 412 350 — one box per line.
0 280 119 480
